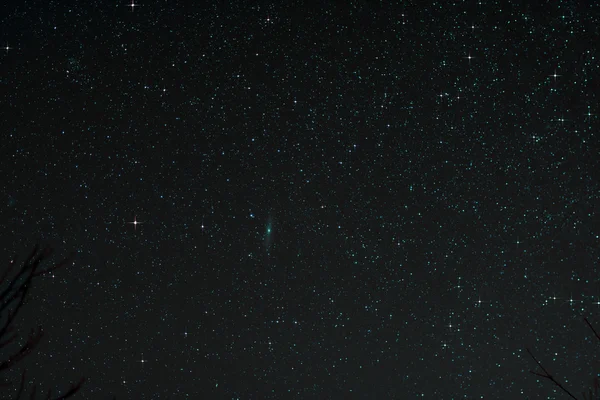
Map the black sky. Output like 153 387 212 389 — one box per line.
1 1 600 398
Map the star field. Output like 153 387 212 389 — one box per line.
1 1 599 399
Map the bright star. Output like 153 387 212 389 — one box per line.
127 215 143 231
464 52 475 65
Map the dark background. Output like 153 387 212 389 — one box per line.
1 0 599 398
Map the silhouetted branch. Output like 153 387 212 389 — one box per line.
585 318 600 343
50 378 86 399
0 257 18 288
526 347 579 399
0 244 84 399
0 327 44 373
12 370 26 400
527 317 600 400
582 376 600 400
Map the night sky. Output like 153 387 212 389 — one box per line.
1 1 599 399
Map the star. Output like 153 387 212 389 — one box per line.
476 295 488 306
567 293 580 306
553 115 568 124
586 108 594 121
549 295 561 304
4 44 11 53
128 1 139 10
464 52 475 65
454 277 463 291
549 69 561 82
127 215 143 231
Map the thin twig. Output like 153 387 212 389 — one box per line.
526 347 579 400
585 318 600 343
1 245 85 399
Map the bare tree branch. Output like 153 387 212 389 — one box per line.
0 244 85 399
585 318 600 343
50 378 86 400
11 370 26 400
527 317 600 400
582 376 600 400
526 347 579 399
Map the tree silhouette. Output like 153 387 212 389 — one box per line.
527 317 600 400
0 244 85 399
